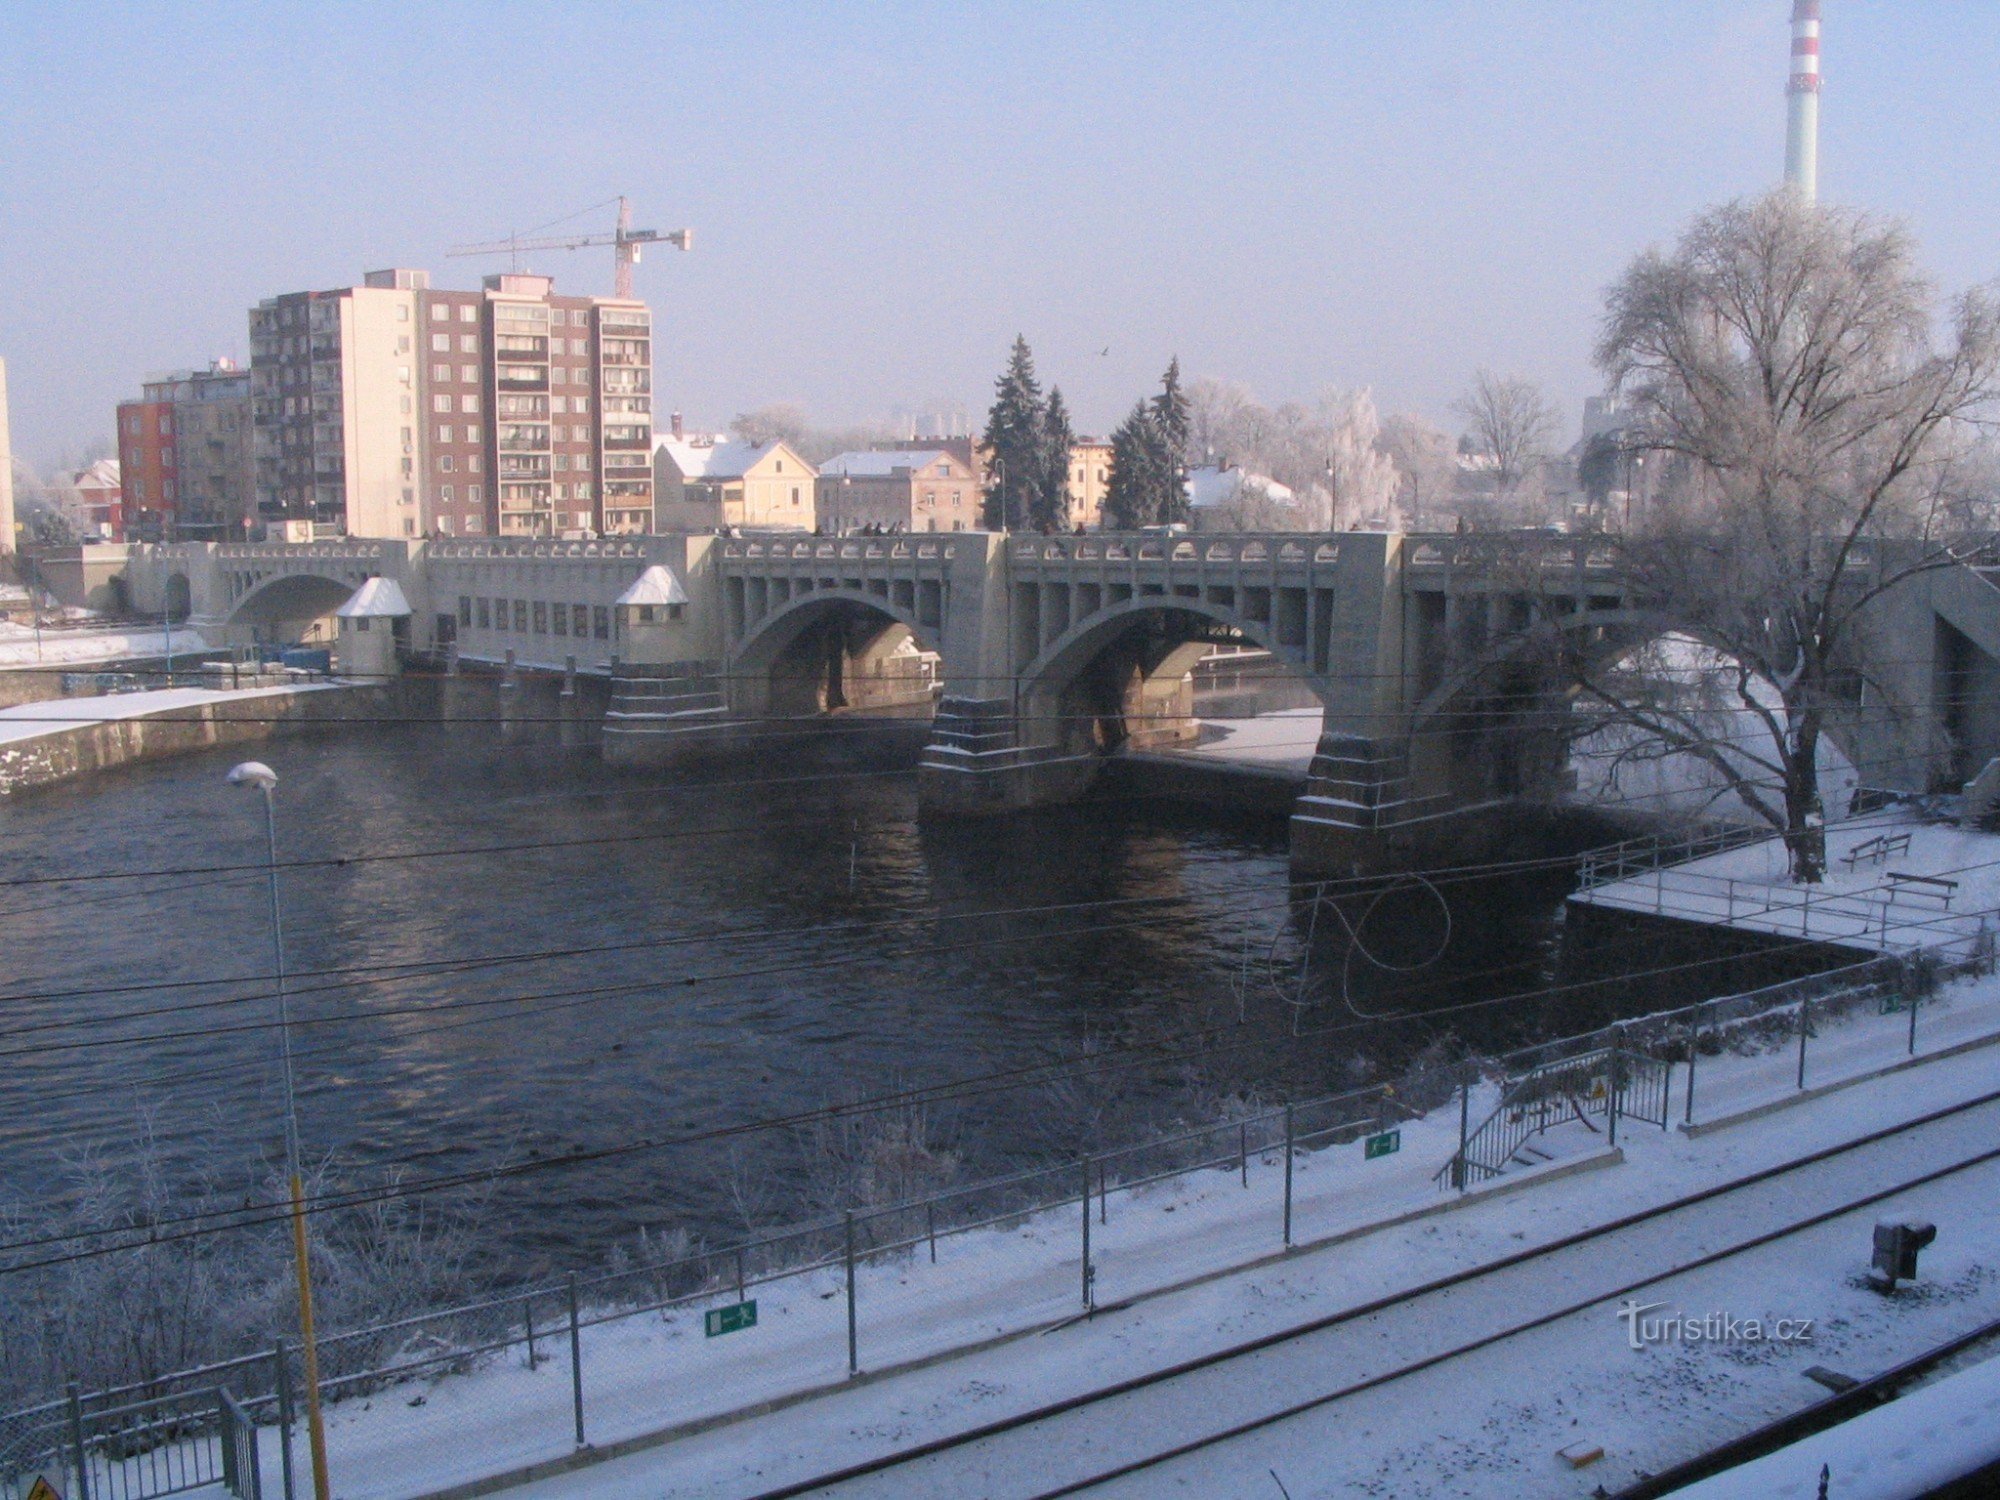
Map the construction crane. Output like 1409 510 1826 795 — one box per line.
447 196 691 299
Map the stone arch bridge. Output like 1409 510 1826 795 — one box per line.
111 529 2000 874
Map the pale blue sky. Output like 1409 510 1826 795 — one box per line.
3 2 1995 468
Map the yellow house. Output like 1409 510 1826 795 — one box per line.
653 437 817 532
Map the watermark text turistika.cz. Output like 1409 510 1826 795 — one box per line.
1616 1299 1814 1351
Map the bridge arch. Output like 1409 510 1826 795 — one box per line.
223 572 358 645
730 589 941 719
1405 604 1865 809
1019 594 1330 756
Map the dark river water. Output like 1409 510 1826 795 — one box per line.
0 706 1598 1282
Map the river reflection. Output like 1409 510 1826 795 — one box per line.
0 719 1580 1276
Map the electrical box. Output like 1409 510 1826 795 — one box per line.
1869 1217 1937 1290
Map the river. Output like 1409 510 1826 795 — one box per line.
0 706 1587 1282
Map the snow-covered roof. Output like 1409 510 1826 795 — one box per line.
335 576 412 618
1185 465 1294 510
655 438 790 481
614 565 690 608
73 458 122 489
819 450 950 478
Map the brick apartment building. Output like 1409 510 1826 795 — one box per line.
248 269 653 540
116 361 253 541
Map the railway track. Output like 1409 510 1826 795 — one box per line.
741 1085 2000 1499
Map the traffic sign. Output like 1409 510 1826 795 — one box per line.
704 1300 758 1338
27 1475 64 1500
1363 1129 1401 1160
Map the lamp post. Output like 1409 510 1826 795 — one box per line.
227 761 331 1500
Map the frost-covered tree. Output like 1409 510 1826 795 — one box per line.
1318 387 1402 530
1586 192 2000 882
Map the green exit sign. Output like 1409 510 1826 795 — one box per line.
704 1300 758 1338
1363 1129 1401 1160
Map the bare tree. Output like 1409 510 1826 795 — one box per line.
1587 192 2000 882
1453 369 1559 494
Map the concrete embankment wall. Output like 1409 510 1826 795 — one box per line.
0 685 390 797
1559 900 1873 1014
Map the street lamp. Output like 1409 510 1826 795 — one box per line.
227 761 332 1500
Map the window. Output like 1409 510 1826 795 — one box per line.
432 333 450 352
462 364 478 383
460 334 478 354
468 455 482 473
592 605 609 639
468 484 482 504
434 395 451 413
792 486 801 505
476 597 491 628
430 363 447 382
441 484 454 503
574 454 590 472
431 304 449 322
532 601 547 633
555 454 570 472
513 600 527 631
551 396 568 414
398 305 410 322
952 490 962 506
465 514 483 533
466 423 482 443
396 335 410 353
459 303 477 322
400 394 412 414
775 459 784 474
397 366 411 384
437 425 452 443
573 604 589 636
551 366 567 385
403 518 416 536
438 454 454 472
574 396 589 414
458 595 472 626
553 604 568 636
461 394 480 413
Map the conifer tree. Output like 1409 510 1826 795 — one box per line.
980 336 1045 530
1102 403 1163 529
1150 358 1192 524
1033 386 1076 532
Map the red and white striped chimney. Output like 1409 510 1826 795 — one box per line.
1785 0 1821 200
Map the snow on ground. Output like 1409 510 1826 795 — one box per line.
213 968 2000 1500
0 682 332 747
1181 707 1322 772
0 620 209 667
1574 814 2000 958
1672 1348 2000 1498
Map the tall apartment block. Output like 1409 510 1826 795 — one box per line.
116 360 253 541
248 269 653 540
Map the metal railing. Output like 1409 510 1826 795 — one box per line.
1437 1041 1671 1190
1574 821 1777 890
6 922 1993 1500
0 1382 266 1500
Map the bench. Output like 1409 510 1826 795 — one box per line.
1842 831 1912 870
1886 870 1957 907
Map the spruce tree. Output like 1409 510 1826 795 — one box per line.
979 336 1046 530
1034 386 1076 532
1149 357 1191 524
1103 403 1162 530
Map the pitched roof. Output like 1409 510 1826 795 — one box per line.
335 576 412 618
655 438 813 481
614 565 690 608
819 450 950 478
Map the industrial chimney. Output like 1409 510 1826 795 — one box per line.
1785 0 1821 200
